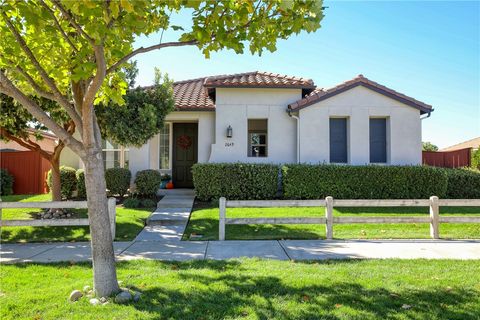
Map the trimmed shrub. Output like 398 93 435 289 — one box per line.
282 164 448 199
134 169 162 196
123 197 140 208
444 168 480 199
192 163 280 201
141 198 157 208
0 168 14 195
471 148 480 170
76 169 86 199
47 166 77 199
105 167 131 197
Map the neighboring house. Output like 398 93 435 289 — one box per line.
440 137 480 152
0 128 57 153
62 71 433 188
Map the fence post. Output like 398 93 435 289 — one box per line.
108 197 116 240
219 197 226 241
429 196 439 239
325 196 333 240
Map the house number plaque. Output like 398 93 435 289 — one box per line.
225 142 234 147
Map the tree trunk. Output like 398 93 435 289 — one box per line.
50 157 62 201
83 148 119 297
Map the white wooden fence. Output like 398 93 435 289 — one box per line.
0 198 117 238
219 196 480 240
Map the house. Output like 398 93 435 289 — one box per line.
440 137 479 152
0 128 57 152
63 71 434 188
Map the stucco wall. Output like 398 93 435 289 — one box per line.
209 88 301 163
298 85 422 165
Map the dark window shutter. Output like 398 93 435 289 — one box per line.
370 118 387 163
330 118 348 163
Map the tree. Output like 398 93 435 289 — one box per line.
0 94 73 201
0 0 324 297
423 141 439 152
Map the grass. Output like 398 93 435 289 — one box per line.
0 194 153 243
184 202 480 240
1 259 479 319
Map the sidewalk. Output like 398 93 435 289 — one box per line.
2 190 480 263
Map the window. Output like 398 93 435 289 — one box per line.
159 123 171 169
329 118 348 163
248 119 268 157
102 140 129 169
370 118 387 163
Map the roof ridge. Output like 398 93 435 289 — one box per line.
442 136 480 150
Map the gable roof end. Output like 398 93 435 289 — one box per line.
203 71 315 89
288 75 434 114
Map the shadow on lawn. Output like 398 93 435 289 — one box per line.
128 260 477 320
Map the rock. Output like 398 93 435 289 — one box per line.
114 291 132 304
99 297 107 303
66 213 72 218
69 290 83 302
89 298 101 306
43 213 52 219
133 292 142 302
83 285 91 293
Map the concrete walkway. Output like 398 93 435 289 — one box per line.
1 190 480 263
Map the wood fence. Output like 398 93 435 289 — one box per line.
422 147 471 168
219 197 480 240
0 198 117 239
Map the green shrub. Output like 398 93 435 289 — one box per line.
76 169 86 199
282 164 448 199
444 168 480 199
123 197 140 208
471 148 480 170
134 170 162 196
192 163 280 201
105 168 131 197
47 166 77 199
0 168 14 195
141 198 157 208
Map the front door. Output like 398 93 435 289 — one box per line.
172 123 198 188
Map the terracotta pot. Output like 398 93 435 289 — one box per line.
166 181 174 189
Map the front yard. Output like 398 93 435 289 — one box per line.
1 194 153 243
184 202 480 240
1 259 479 320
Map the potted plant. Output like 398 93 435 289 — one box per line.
160 174 171 189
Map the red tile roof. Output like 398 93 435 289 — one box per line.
173 77 215 110
288 75 434 114
203 71 315 89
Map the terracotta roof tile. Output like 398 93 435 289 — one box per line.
173 77 215 110
203 71 315 89
288 74 434 114
440 137 480 151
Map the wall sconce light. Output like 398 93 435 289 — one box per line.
226 125 233 138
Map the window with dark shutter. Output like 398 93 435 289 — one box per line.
370 118 387 163
329 118 348 163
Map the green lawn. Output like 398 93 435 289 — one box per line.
1 194 153 243
184 203 480 240
1 259 479 320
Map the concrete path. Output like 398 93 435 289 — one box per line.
1 189 479 263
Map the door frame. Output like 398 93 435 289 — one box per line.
172 122 198 188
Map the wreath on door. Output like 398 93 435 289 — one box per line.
177 135 193 150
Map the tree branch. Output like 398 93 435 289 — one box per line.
51 0 95 45
0 71 86 158
0 127 53 160
39 0 79 53
84 45 106 110
1 12 84 135
106 40 198 74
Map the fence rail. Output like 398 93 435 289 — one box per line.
0 198 117 239
218 196 480 240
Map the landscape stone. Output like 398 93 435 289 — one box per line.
69 290 83 302
83 285 91 293
114 291 132 304
133 292 142 302
89 298 100 306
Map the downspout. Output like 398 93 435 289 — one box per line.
420 111 432 120
288 107 300 163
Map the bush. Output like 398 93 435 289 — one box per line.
76 169 86 199
123 197 140 208
282 164 448 199
141 198 157 208
0 168 14 195
105 168 131 197
471 148 480 170
134 170 162 196
47 166 77 199
192 163 280 201
444 168 480 199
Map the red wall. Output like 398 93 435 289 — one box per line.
0 151 51 194
422 148 471 168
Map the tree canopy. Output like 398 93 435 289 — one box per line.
422 141 439 152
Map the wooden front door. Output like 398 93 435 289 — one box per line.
172 123 198 188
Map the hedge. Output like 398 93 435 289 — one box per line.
282 164 448 199
76 169 86 199
105 167 131 197
134 169 162 197
444 168 480 199
192 163 280 201
47 166 77 199
0 168 14 195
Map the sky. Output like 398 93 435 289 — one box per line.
133 1 480 149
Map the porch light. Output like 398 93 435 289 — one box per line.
226 125 233 138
